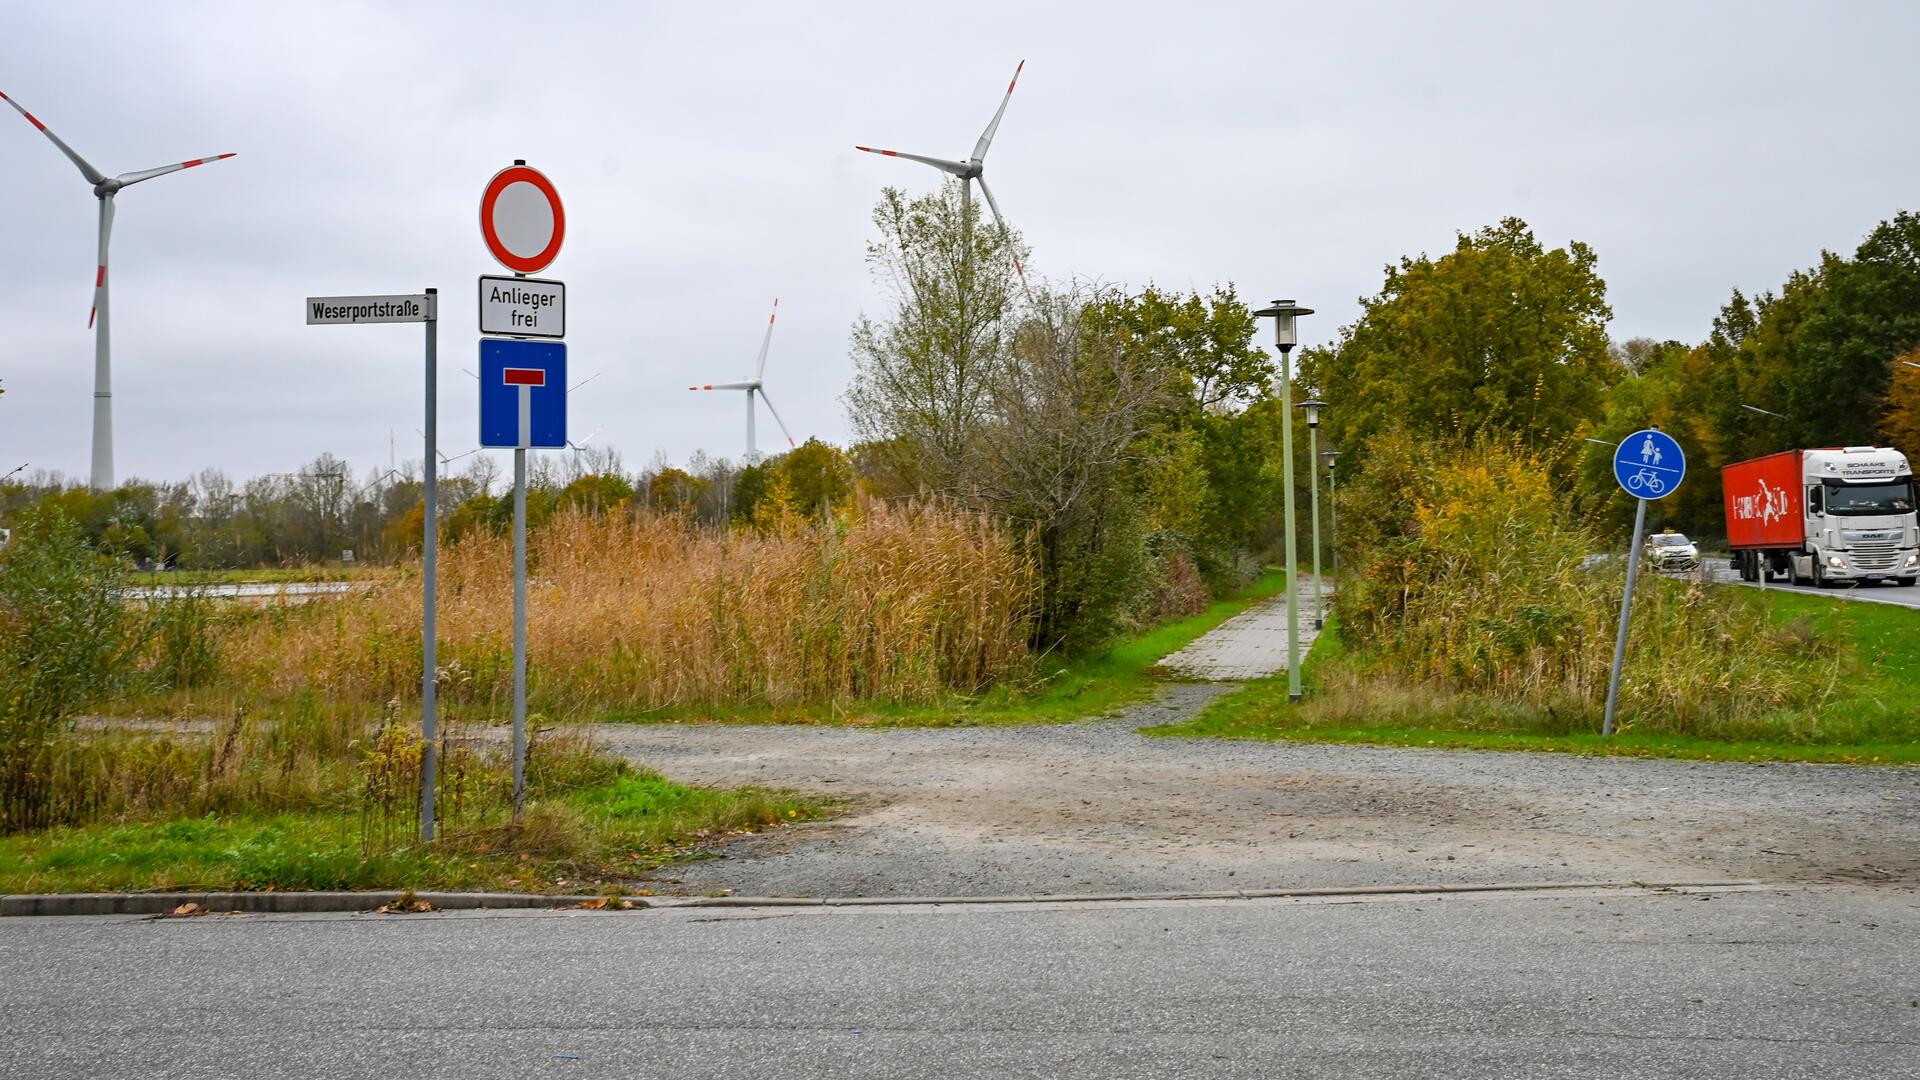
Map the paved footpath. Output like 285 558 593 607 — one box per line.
1159 577 1328 680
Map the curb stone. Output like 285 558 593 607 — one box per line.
3 879 1764 917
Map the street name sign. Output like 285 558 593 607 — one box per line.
478 275 565 338
479 338 566 448
306 294 436 325
1613 429 1685 501
480 164 565 275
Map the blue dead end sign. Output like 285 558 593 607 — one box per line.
479 338 566 448
1613 428 1685 500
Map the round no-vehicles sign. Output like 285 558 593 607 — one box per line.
480 164 565 274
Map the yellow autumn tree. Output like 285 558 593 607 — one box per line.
1878 349 1920 459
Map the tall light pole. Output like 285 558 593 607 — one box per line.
1321 446 1341 594
1298 397 1327 630
1253 300 1313 703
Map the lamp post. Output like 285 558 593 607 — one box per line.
1321 447 1341 590
1253 299 1314 703
1298 397 1327 630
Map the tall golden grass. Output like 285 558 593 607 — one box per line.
222 500 1037 711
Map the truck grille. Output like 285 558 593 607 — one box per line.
1851 541 1900 571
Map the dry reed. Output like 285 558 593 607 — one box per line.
220 500 1037 711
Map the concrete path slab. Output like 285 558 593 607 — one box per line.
1159 577 1329 680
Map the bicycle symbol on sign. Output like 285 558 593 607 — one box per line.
1627 468 1666 495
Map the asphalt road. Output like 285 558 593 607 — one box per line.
3 884 1914 1079
1699 557 1920 609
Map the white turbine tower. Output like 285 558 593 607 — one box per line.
2 90 236 490
856 60 1026 278
688 299 796 461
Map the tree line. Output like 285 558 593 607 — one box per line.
1303 211 1920 542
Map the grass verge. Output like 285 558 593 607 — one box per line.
1145 588 1920 764
603 567 1291 728
0 770 825 895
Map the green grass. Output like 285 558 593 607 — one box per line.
0 771 825 895
1146 588 1920 764
602 568 1292 729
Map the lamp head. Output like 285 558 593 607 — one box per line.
1297 397 1327 428
1252 299 1314 351
1320 447 1340 468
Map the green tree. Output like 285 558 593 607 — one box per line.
843 182 1027 491
1300 217 1617 467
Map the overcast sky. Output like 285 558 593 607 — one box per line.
3 1 1917 488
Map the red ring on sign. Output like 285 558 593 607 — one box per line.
479 165 566 274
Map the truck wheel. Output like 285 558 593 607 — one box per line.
1812 562 1830 588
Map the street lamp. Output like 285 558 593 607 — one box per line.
1253 299 1314 703
1321 447 1341 591
1297 397 1328 630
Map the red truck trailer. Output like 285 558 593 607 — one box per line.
1723 447 1918 586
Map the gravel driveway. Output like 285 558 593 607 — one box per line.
600 684 1920 899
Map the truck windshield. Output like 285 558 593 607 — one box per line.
1823 481 1915 516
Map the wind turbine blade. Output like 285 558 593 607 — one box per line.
754 298 778 380
974 176 1029 289
971 60 1024 162
756 387 797 448
90 196 114 329
115 153 237 187
691 381 757 391
0 90 106 184
854 146 969 176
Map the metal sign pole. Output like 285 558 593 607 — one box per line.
421 289 439 842
1603 496 1649 736
511 445 528 820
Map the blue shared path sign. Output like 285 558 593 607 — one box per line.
479 338 567 448
1613 428 1685 500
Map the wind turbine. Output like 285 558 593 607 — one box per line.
688 299 796 461
856 60 1027 278
1 90 236 490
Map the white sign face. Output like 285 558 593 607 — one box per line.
306 294 436 324
478 276 565 338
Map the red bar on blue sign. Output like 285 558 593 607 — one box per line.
502 367 546 386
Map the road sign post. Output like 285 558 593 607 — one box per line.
305 289 442 842
479 340 566 820
1604 429 1687 736
477 160 566 821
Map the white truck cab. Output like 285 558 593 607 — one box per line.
1791 447 1919 586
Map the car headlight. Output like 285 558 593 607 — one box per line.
1906 552 1918 568
1828 555 1846 568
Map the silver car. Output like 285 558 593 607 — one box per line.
1644 531 1700 572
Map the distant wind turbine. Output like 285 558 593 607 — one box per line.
688 299 796 461
856 60 1027 280
1 90 236 491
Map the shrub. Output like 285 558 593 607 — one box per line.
0 515 140 831
1336 435 1841 731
